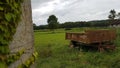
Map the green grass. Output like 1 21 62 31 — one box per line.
34 27 120 68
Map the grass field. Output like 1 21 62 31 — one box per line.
34 27 120 68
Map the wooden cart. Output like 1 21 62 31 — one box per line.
66 29 116 52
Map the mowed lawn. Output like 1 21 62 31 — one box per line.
34 28 120 68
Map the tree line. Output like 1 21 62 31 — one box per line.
33 9 120 30
33 20 110 30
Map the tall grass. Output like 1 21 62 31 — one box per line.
34 27 120 68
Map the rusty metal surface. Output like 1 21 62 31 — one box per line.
66 29 116 44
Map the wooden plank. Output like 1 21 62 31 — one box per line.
66 29 116 44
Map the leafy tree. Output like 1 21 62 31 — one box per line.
33 23 37 30
33 23 41 30
47 15 59 31
33 23 36 27
117 12 120 19
108 9 116 20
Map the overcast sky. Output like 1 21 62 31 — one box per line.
31 0 120 25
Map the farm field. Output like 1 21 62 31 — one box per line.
34 28 120 68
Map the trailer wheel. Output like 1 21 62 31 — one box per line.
69 41 74 48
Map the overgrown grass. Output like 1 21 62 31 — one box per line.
34 27 120 68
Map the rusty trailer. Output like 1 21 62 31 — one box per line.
66 29 116 52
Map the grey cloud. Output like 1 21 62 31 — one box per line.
32 0 120 25
31 0 52 9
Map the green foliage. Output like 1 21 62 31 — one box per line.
117 12 120 19
0 46 9 55
34 20 110 30
5 13 13 22
0 6 3 10
17 52 38 68
0 0 23 67
0 0 22 53
33 51 38 59
108 9 120 20
7 49 25 65
47 15 59 30
0 62 7 68
108 9 116 20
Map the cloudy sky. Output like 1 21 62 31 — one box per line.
31 0 120 25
